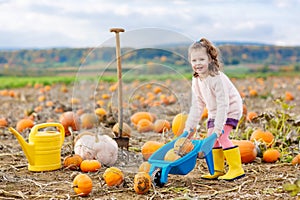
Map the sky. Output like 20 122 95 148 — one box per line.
1 0 300 49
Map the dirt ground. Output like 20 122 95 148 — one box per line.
0 135 299 200
0 78 299 199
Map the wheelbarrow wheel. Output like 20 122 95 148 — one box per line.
151 168 165 188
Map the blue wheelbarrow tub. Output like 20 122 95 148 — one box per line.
148 132 214 185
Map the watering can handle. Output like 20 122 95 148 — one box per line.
31 123 65 146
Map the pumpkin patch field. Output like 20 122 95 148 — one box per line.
0 76 299 199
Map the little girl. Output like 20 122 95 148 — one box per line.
183 38 245 181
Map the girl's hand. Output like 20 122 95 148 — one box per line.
187 128 196 139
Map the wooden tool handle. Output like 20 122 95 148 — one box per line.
110 28 125 137
110 28 125 33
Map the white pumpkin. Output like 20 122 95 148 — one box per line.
74 132 118 166
93 135 118 166
74 135 97 160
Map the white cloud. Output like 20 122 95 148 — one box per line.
0 0 300 48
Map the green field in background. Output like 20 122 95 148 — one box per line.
0 70 299 89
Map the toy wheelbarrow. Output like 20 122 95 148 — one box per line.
148 131 218 187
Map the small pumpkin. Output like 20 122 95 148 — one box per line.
134 172 152 194
232 140 257 163
153 119 171 133
173 137 194 156
80 160 101 172
74 133 118 166
285 91 294 101
141 141 164 160
171 113 188 136
130 112 155 126
94 108 107 122
249 89 258 97
73 174 93 196
201 107 208 120
70 97 81 104
16 118 34 132
262 149 280 163
164 148 181 161
80 113 99 129
94 107 107 116
246 111 258 122
112 122 132 137
103 167 124 187
136 119 154 133
63 154 83 170
250 129 274 147
138 161 151 173
153 86 162 94
291 154 300 165
0 117 8 128
59 111 80 136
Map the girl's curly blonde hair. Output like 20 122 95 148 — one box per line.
188 38 223 78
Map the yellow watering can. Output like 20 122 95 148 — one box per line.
9 123 65 172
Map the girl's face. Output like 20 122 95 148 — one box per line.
190 48 210 78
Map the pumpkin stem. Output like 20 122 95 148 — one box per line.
94 134 99 143
68 126 75 154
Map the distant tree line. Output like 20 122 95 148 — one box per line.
0 45 300 75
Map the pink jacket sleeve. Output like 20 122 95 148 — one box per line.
212 76 229 134
184 78 205 132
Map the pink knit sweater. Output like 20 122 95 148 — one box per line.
184 72 243 134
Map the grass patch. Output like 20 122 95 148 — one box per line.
1 70 299 89
0 76 76 89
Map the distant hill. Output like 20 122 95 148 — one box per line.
0 42 300 76
214 41 271 46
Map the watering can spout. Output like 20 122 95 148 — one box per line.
8 127 35 165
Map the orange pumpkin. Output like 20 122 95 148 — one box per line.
173 137 194 156
136 119 154 133
153 119 170 133
63 154 83 170
171 113 188 137
0 117 8 128
262 149 280 163
246 111 258 122
164 148 181 161
153 86 162 94
112 122 132 137
141 141 164 160
70 97 81 105
44 85 51 92
201 107 208 119
250 129 274 147
138 161 151 173
134 172 152 194
291 154 300 165
59 111 80 136
80 113 99 129
38 95 46 102
232 140 257 163
95 107 107 116
130 112 155 126
73 174 93 196
285 91 294 101
249 89 258 97
16 118 34 133
94 108 107 122
80 160 101 172
103 167 124 187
